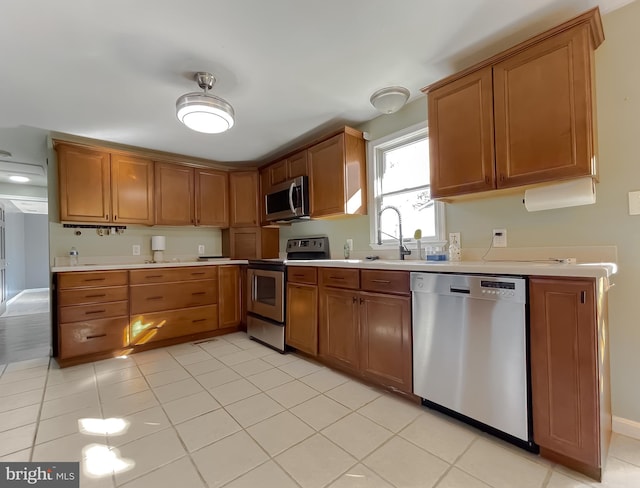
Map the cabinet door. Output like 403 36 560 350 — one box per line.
309 134 345 217
111 154 154 225
287 150 308 178
530 277 599 467
229 227 259 259
229 171 259 227
57 144 111 222
269 160 288 186
428 67 495 198
319 287 359 370
359 292 412 393
494 26 595 188
286 283 318 356
195 168 229 227
259 169 270 226
218 265 241 328
155 162 194 225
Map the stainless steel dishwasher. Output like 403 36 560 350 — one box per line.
411 272 535 450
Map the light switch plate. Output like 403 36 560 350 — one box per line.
628 191 640 215
198 244 205 255
132 245 141 256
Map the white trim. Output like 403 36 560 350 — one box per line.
613 416 640 440
366 122 445 249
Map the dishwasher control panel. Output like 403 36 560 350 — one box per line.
410 273 526 304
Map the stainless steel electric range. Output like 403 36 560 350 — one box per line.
246 236 330 352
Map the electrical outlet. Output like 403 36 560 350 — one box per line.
492 229 507 248
132 245 141 256
198 244 205 255
448 232 460 247
346 239 353 251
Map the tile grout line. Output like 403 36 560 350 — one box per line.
28 357 53 462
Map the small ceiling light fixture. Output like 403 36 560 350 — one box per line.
370 86 410 114
9 175 30 183
176 72 235 134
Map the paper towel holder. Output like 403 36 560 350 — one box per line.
522 177 596 212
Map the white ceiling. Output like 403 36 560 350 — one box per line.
0 0 633 168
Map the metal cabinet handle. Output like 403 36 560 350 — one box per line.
84 278 106 282
145 275 163 278
191 272 206 276
329 276 345 280
191 292 206 296
85 309 106 315
371 279 391 284
192 318 206 323
85 294 106 298
86 333 107 340
146 296 163 300
352 296 357 303
359 297 364 304
581 291 586 304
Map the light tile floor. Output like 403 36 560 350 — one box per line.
0 332 638 487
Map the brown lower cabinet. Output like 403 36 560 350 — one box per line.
317 268 412 394
530 276 611 480
218 265 242 329
286 267 318 356
55 265 243 366
56 271 130 360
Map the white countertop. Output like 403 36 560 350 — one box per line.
285 259 617 278
52 258 616 278
51 259 246 273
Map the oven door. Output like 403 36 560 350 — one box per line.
247 268 284 323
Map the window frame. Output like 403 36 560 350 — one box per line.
367 122 446 250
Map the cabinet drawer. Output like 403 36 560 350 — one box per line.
130 279 217 314
59 317 129 359
287 267 318 285
60 301 129 323
130 305 219 345
58 271 128 289
319 268 360 289
129 266 218 284
361 270 410 295
59 286 128 306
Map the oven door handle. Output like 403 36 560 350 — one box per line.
288 182 298 216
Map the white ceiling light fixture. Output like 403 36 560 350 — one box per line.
176 72 235 134
9 175 30 183
370 86 410 114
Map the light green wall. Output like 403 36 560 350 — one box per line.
282 2 640 423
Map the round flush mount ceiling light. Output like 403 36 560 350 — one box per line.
9 175 30 183
370 86 410 114
176 72 235 134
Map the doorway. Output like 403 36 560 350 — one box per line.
0 198 50 364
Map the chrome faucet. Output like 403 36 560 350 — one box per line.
377 205 411 260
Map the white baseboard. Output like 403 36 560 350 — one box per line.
613 416 640 440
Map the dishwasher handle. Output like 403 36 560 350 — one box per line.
450 287 470 294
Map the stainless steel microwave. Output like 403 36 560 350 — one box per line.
265 176 310 222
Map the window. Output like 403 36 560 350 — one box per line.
368 123 445 249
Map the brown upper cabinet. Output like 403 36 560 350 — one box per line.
229 171 259 227
269 150 309 186
424 8 604 199
155 162 229 227
309 128 366 218
57 143 154 224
